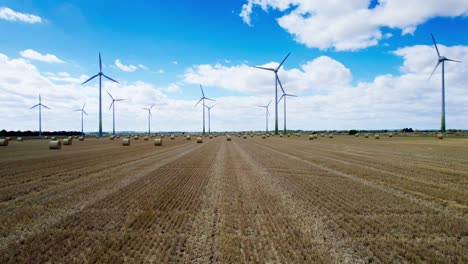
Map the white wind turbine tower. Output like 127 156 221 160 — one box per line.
204 104 215 134
258 100 271 133
82 52 119 136
278 84 297 134
74 103 88 135
30 94 50 136
142 104 154 135
195 85 215 134
253 52 291 135
107 91 125 135
429 34 462 132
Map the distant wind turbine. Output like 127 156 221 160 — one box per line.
204 104 215 134
258 100 271 133
30 94 50 136
429 34 461 132
278 84 297 134
74 103 88 135
195 85 215 134
142 104 154 135
107 91 125 135
82 52 119 136
253 52 291 135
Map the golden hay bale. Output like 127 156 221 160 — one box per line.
0 139 8 146
355 133 359 137
49 140 61 149
6 137 11 141
144 136 149 141
134 136 139 140
243 135 247 139
96 136 100 139
329 134 334 138
279 134 283 138
262 135 266 139
116 135 120 138
17 137 23 142
314 135 318 139
154 138 163 146
50 136 56 140
227 135 232 141
161 135 165 138
109 136 115 140
79 136 84 141
209 135 213 139
122 138 131 146
186 135 191 140
388 133 393 138
196 137 203 143
365 134 369 138
436 133 444 139
320 134 324 137
44 136 49 139
309 135 314 140
170 135 175 140
62 138 73 145
287 134 291 137
375 134 380 139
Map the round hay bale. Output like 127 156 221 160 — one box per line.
50 136 56 140
17 137 23 142
78 136 85 141
329 134 333 138
62 138 73 145
96 136 100 139
49 140 61 149
208 135 213 139
134 136 139 140
388 133 393 138
375 134 380 139
243 135 247 139
320 134 324 137
122 138 131 146
227 135 232 141
116 135 120 138
0 139 8 146
262 135 266 139
365 134 369 138
186 135 191 140
109 136 115 140
6 137 11 141
355 133 359 137
309 135 314 140
154 138 163 146
170 135 175 140
279 134 283 138
74 136 78 139
44 136 49 139
196 137 203 143
161 135 165 138
144 136 149 141
436 133 444 139
287 134 291 137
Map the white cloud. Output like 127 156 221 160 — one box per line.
240 0 468 51
115 59 137 72
163 84 182 93
0 7 42 23
20 49 64 64
138 64 148 70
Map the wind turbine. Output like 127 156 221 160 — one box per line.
107 91 125 135
253 52 291 135
82 52 119 136
142 104 154 135
74 103 88 135
204 104 216 134
258 100 271 133
195 85 215 134
429 34 461 132
30 94 50 136
278 92 297 135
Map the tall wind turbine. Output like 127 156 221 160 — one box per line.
195 85 215 134
278 92 297 135
205 104 216 134
429 34 461 132
74 103 88 135
253 52 291 135
258 100 271 133
30 94 50 136
107 91 125 135
82 52 119 136
142 104 154 135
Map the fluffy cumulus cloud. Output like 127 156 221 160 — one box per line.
20 49 64 64
240 0 468 51
0 7 42 23
115 59 137 72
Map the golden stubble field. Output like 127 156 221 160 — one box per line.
0 135 467 263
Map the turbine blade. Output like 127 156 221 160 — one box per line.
107 90 114 100
99 52 102 72
150 104 155 110
103 74 119 84
428 61 441 80
195 98 203 106
276 52 291 71
39 94 41 102
109 101 114 110
42 104 51 110
253 66 275 71
82 103 86 109
278 94 285 103
200 84 205 97
286 94 297 97
445 58 462 63
75 109 81 111
149 111 152 117
82 74 99 85
142 108 148 110
431 34 440 57
30 104 39 109
204 97 215 102
277 75 285 94
267 99 272 107
83 110 88 116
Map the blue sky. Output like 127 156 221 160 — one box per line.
1 1 467 132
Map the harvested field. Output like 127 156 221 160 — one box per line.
0 136 467 263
